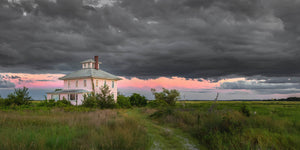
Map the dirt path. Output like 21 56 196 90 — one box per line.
124 109 200 150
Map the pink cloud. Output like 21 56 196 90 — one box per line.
0 73 246 91
1 73 64 88
118 77 219 89
1 73 223 90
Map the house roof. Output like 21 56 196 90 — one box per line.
80 59 95 64
59 69 122 80
47 89 89 94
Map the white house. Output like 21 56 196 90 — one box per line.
47 56 121 105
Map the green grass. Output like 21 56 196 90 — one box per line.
0 108 149 150
0 101 299 149
148 101 300 150
126 108 201 150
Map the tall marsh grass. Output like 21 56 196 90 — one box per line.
147 101 300 149
0 109 149 150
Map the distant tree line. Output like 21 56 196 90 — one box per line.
0 86 181 109
273 97 300 101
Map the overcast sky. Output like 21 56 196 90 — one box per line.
1 0 300 99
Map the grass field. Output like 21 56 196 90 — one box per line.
0 101 299 150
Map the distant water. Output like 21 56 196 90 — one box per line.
0 88 56 100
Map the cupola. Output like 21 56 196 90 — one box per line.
80 56 101 69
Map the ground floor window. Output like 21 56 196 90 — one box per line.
51 94 59 101
69 94 76 100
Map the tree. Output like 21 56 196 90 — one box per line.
82 85 117 108
117 94 131 108
97 85 116 109
129 93 147 107
82 92 98 108
7 87 32 105
151 88 180 106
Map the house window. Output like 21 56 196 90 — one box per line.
112 81 114 88
68 81 70 88
84 80 87 87
89 63 91 68
104 80 106 86
76 80 78 87
69 94 76 100
96 80 98 87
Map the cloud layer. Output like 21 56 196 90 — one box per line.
0 75 16 88
0 0 300 79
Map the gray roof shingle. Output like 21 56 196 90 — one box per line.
59 69 122 80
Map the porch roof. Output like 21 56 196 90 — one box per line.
47 89 89 94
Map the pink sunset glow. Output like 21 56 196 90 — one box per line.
118 77 219 89
1 73 64 88
1 73 248 92
1 73 297 100
0 73 231 90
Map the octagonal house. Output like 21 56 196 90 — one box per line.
47 56 121 105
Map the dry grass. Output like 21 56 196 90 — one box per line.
0 109 149 150
148 101 300 149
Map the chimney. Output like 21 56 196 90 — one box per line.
94 56 99 70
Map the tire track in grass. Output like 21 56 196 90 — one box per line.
124 109 201 150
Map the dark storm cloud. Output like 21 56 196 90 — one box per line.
0 76 15 88
36 79 54 81
9 75 21 79
18 78 33 84
255 89 300 95
0 0 300 79
0 74 20 80
0 74 15 88
219 77 300 94
220 80 300 90
0 80 15 88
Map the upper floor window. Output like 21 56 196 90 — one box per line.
68 80 70 88
84 80 87 87
112 81 114 88
96 80 98 87
76 80 78 87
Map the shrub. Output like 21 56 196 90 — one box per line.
56 98 72 107
82 93 98 108
147 99 168 108
82 85 117 109
0 96 14 107
117 94 131 108
97 85 116 109
7 87 32 106
240 105 250 117
129 93 147 107
149 107 174 118
0 96 4 106
39 96 72 107
151 88 180 106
